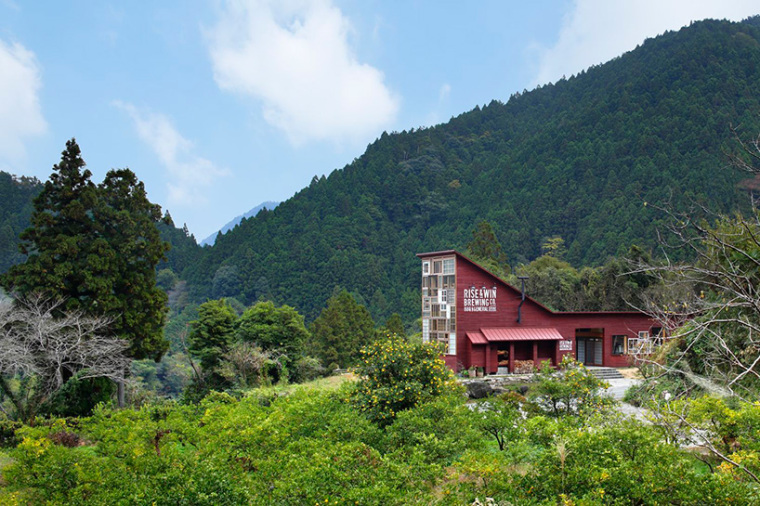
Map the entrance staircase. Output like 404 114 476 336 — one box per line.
586 367 624 380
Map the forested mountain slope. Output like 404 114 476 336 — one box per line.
0 172 41 274
184 18 760 323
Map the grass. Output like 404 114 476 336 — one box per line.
241 372 356 399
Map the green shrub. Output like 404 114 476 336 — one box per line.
351 333 454 426
528 356 613 417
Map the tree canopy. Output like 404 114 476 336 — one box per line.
310 289 376 368
1 140 170 361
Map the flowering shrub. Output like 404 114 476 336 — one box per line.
351 333 454 426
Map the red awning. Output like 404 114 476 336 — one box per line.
466 331 488 344
481 327 563 342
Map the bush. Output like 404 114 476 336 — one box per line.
351 333 454 426
42 373 115 418
528 356 613 417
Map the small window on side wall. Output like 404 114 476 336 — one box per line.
612 335 626 356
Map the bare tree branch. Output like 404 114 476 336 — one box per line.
0 294 131 422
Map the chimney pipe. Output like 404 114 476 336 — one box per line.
517 276 528 323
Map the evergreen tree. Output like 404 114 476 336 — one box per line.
381 313 406 338
310 289 376 368
187 298 238 389
1 140 170 361
466 220 510 277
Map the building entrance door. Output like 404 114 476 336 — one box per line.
576 338 602 365
575 328 604 366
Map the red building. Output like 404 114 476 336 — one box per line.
418 250 659 373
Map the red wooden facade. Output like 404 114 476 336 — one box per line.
418 250 657 373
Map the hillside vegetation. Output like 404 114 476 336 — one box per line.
181 18 760 322
3 19 760 327
0 173 41 274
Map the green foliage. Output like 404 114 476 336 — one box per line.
382 312 407 338
383 391 483 466
466 220 510 277
42 374 115 418
155 268 178 291
2 381 760 504
184 298 322 397
1 140 170 361
310 289 376 368
472 392 525 451
236 300 310 358
528 356 613 417
352 334 453 426
187 299 238 389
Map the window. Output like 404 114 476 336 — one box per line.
422 261 430 274
422 319 430 342
433 260 442 274
443 258 455 275
448 333 456 355
441 290 448 303
612 335 626 356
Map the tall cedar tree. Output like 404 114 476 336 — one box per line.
466 220 510 277
1 139 170 361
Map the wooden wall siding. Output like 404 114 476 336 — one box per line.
422 251 656 371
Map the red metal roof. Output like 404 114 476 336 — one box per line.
481 327 563 342
416 250 648 317
466 331 488 344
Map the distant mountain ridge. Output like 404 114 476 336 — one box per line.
200 201 280 246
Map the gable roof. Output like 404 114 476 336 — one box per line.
417 250 646 317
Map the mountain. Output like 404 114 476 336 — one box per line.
181 17 760 323
200 201 280 246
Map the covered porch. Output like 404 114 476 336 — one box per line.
467 327 562 374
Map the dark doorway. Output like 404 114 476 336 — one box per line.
576 328 603 366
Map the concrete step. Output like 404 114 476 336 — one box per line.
587 367 625 380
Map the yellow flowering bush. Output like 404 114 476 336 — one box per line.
351 333 454 426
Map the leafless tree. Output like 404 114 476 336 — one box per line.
627 203 760 399
623 126 760 398
221 342 274 389
0 294 130 422
621 126 760 481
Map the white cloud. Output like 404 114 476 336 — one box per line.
438 83 451 103
0 39 46 163
532 0 759 87
113 101 228 206
206 0 399 145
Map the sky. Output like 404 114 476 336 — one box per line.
1 1 758 241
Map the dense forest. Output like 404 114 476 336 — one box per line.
0 173 41 274
3 18 760 327
180 17 760 322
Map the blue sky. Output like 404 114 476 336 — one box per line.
0 1 757 240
